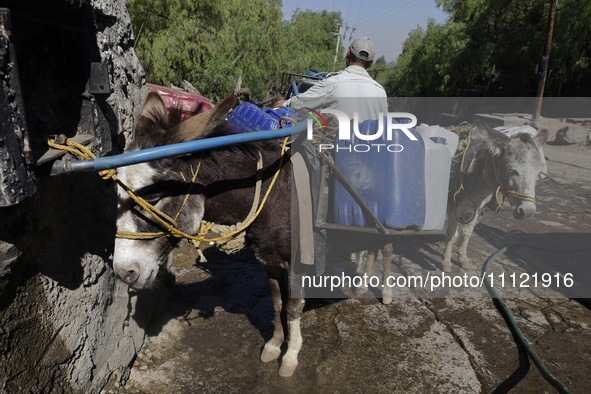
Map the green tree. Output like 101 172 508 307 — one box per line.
368 55 389 88
387 0 591 96
374 55 386 66
127 0 343 101
285 9 343 73
549 0 591 94
386 19 471 96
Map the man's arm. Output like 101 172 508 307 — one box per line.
273 99 287 108
273 79 334 111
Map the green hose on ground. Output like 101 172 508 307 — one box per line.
482 246 572 394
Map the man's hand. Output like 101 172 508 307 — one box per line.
273 99 287 109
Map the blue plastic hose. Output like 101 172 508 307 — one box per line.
51 121 307 175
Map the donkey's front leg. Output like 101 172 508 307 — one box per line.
355 248 377 296
381 243 394 304
456 210 481 269
278 298 305 377
442 219 459 272
261 277 284 363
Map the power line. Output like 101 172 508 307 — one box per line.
346 0 352 24
378 48 403 54
356 0 426 30
355 0 364 24
340 0 412 43
349 0 410 25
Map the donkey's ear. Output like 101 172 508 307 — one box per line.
473 120 509 156
166 94 237 144
208 95 237 124
534 128 549 147
139 91 168 125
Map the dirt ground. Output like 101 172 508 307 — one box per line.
112 117 591 393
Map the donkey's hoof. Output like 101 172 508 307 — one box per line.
460 258 471 269
354 286 368 296
278 358 298 377
382 297 392 305
441 261 452 273
260 344 281 363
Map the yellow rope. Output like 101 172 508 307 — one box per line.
495 186 504 209
47 139 93 160
47 139 116 180
451 131 479 224
193 150 264 253
448 121 473 133
48 136 289 245
115 177 177 229
505 190 536 203
193 136 289 243
174 158 203 221
451 126 536 222
114 137 289 243
197 221 215 237
279 116 299 128
450 122 476 214
48 139 185 231
491 159 536 210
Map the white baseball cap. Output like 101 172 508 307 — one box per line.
349 37 376 62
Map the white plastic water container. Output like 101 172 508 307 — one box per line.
417 125 458 230
495 124 537 138
416 124 460 156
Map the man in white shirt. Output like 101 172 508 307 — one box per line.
274 37 388 122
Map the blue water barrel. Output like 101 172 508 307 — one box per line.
228 102 299 132
333 117 426 230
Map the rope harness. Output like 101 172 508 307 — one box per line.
48 135 290 256
451 126 536 225
51 120 537 247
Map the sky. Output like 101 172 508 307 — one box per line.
281 0 449 64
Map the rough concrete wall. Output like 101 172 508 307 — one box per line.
92 0 147 144
0 22 36 206
0 0 155 391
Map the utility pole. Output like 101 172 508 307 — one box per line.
333 23 342 71
533 0 558 121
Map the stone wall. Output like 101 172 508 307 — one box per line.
0 14 36 207
0 0 154 391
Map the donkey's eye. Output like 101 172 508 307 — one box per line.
141 193 162 204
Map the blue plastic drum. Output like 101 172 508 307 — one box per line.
333 117 426 230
